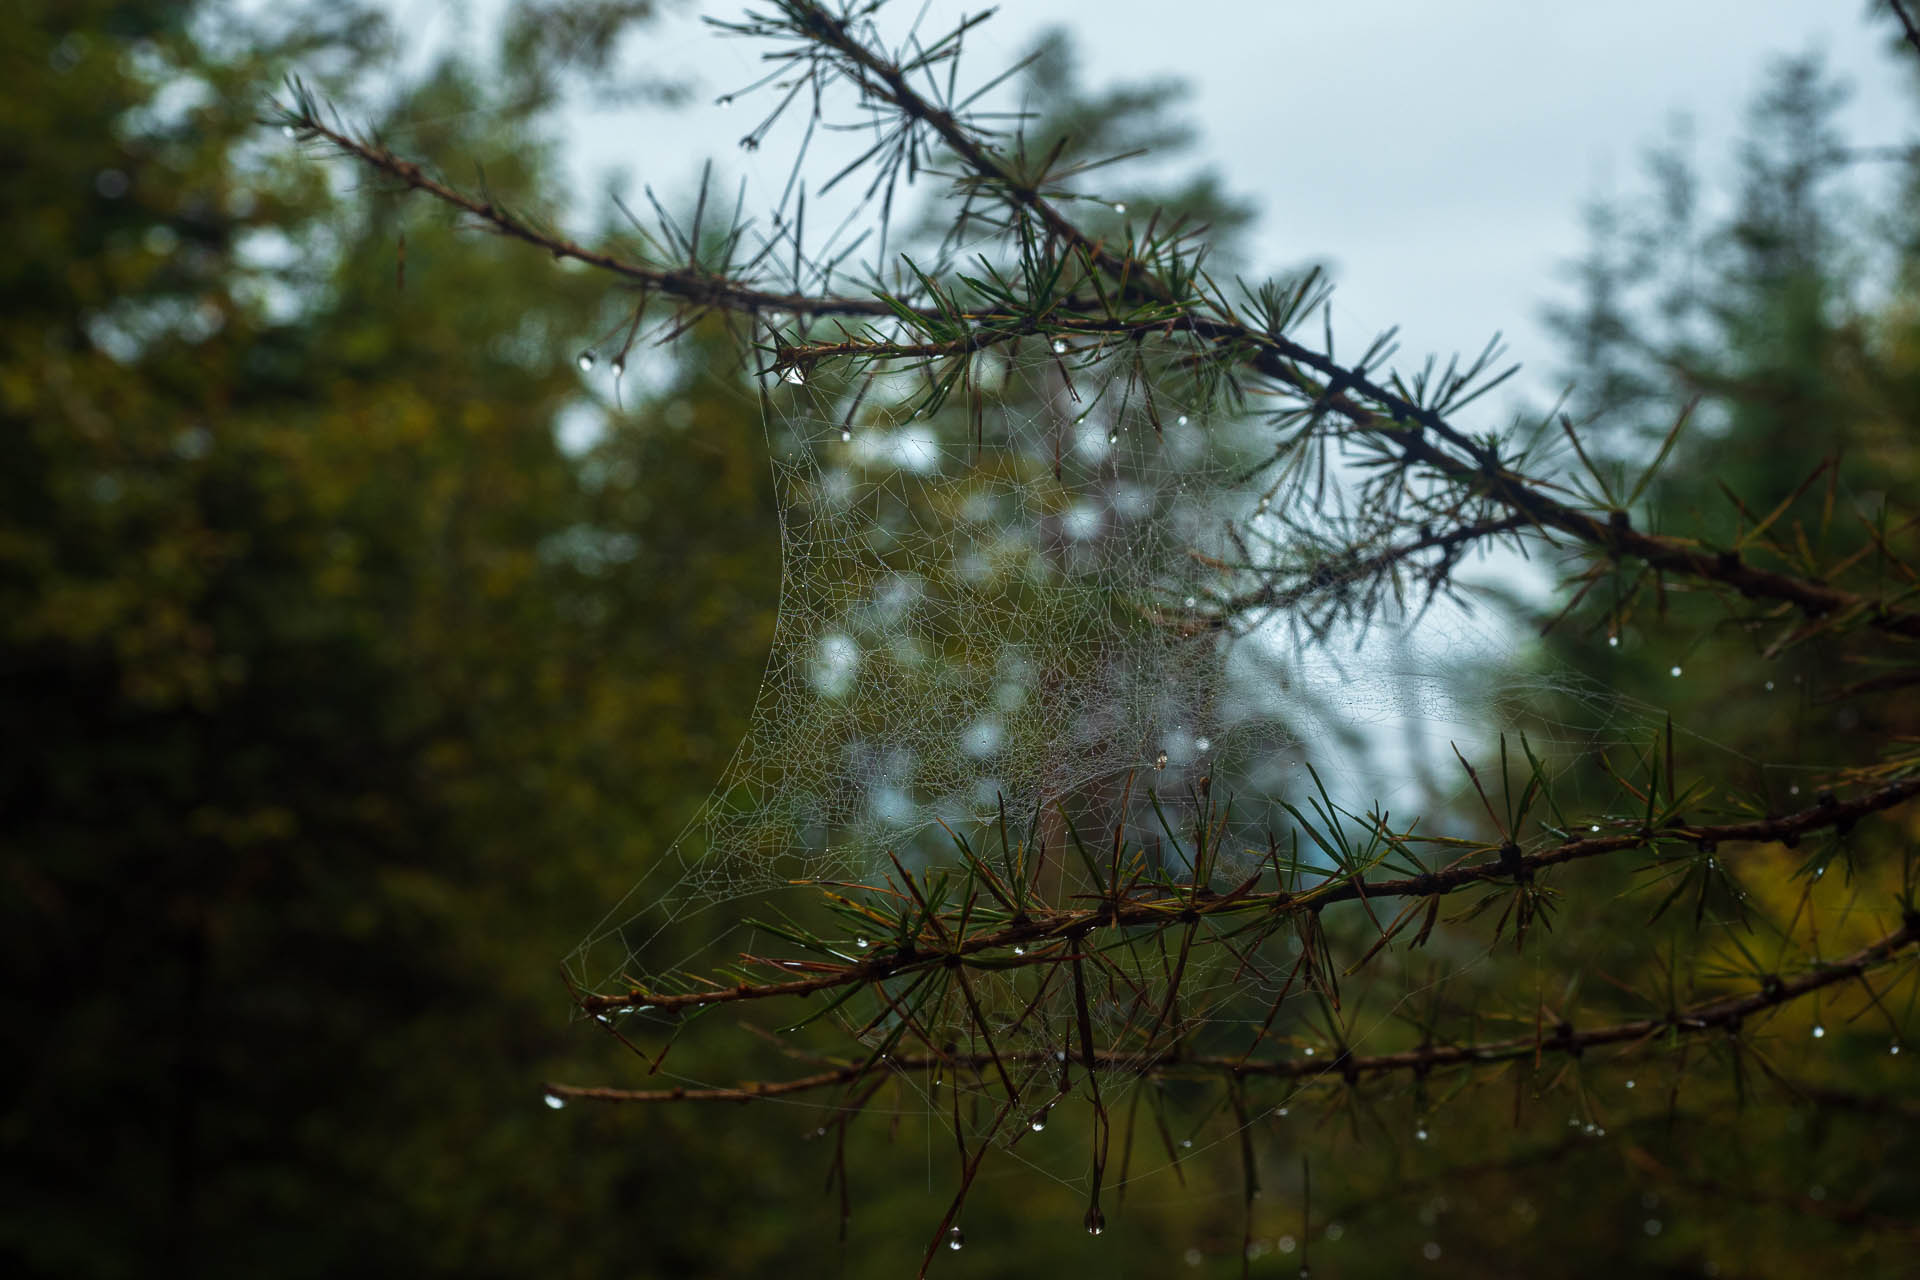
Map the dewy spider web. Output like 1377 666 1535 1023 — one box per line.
566 327 1667 1006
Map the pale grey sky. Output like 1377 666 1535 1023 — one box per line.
385 0 1916 409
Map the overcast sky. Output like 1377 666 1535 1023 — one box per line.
385 0 1916 410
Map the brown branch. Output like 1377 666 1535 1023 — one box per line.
1891 0 1920 60
547 916 1918 1103
579 776 1920 1016
287 114 907 323
300 29 1920 646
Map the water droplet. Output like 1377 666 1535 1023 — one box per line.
1303 1046 1314 1057
1589 825 1600 833
1195 736 1211 752
781 365 805 385
577 350 596 372
1085 1209 1106 1236
1177 415 1189 426
1276 1106 1289 1117
855 937 870 949
1013 945 1026 956
1184 1248 1204 1267
1790 785 1800 796
1415 1125 1429 1141
1154 750 1168 770
717 94 733 108
1812 1024 1825 1038
1108 430 1119 445
1625 1079 1636 1089
1422 1242 1442 1261
1324 1222 1343 1242
1299 1267 1312 1280
1113 203 1126 214
1052 339 1068 355
1180 1138 1193 1149
946 1226 965 1250
1765 680 1775 691
611 356 626 378
840 428 851 443
281 124 297 139
1278 1234 1296 1254
1029 1107 1049 1132
1184 595 1198 609
1644 1218 1662 1237
1607 635 1619 648
1670 665 1682 677
543 1092 566 1110
1255 497 1270 514
739 135 759 151
1891 1041 1902 1055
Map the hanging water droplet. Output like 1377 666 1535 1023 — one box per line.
855 937 870 949
1108 429 1119 445
946 1226 965 1251
577 350 596 373
1180 1138 1193 1149
1812 1023 1825 1039
1276 1106 1289 1117
1669 665 1682 677
1113 202 1126 214
1195 736 1211 752
1176 414 1189 426
1624 1079 1636 1089
1891 1041 1902 1055
1607 635 1619 648
281 124 297 139
1765 680 1775 691
1029 1107 1049 1132
611 355 626 378
1085 1209 1106 1236
1302 1046 1314 1057
1052 339 1067 355
1155 750 1168 770
780 365 805 385
717 94 734 108
1184 595 1198 609
1589 825 1600 833
1013 944 1026 956
840 428 852 443
1255 497 1270 514
543 1092 566 1110
1415 1125 1429 1141
739 135 759 151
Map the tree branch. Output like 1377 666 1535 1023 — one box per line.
548 915 1918 1102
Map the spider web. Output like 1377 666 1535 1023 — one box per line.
565 330 1660 1002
